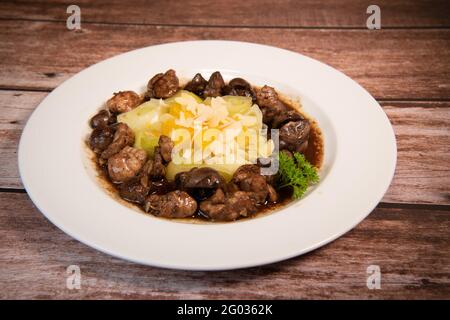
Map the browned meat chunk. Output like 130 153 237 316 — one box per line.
199 164 279 221
175 167 225 201
136 136 173 187
256 85 311 153
107 91 141 114
101 123 134 159
184 73 208 96
89 110 116 129
256 85 281 108
89 126 115 154
199 189 258 221
232 165 268 203
199 189 230 220
223 78 256 101
239 174 269 203
148 179 176 195
232 164 261 181
224 181 240 194
203 71 225 98
153 147 166 176
279 119 311 153
158 135 174 163
138 159 175 194
226 191 259 218
118 177 150 204
271 109 303 128
144 190 197 218
176 167 225 189
107 146 147 183
232 164 278 204
140 157 165 181
255 86 288 125
146 69 179 99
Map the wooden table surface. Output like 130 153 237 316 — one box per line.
0 0 449 299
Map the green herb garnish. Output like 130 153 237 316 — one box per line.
278 151 319 199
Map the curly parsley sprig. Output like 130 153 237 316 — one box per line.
278 151 319 199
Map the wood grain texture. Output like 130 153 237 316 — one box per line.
0 20 449 99
383 102 450 205
0 91 44 189
0 0 449 28
1 0 449 300
0 192 448 299
1 90 449 204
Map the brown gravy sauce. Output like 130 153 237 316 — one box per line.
88 90 324 224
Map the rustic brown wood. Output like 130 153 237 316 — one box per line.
382 102 450 205
1 90 449 204
0 0 449 28
0 21 449 99
0 192 448 299
1 0 449 300
0 91 44 189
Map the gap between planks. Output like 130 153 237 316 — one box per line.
1 17 450 30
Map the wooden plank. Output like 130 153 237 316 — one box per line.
1 90 449 204
0 0 449 28
0 21 449 99
0 91 44 188
0 192 448 299
383 102 450 205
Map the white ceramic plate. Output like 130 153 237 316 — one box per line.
19 41 396 270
